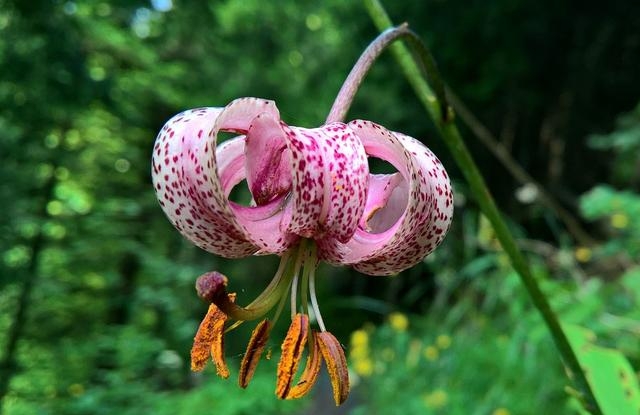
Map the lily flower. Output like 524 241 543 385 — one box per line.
151 97 453 405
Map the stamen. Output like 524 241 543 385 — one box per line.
299 246 313 316
271 276 292 325
317 331 350 405
192 240 343 402
226 251 295 332
190 294 236 378
191 303 224 372
275 313 309 399
285 330 322 399
290 273 299 319
239 319 272 388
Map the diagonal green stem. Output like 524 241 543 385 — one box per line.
363 0 601 413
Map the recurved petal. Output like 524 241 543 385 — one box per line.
285 123 368 242
152 107 251 257
216 134 297 254
358 173 406 233
317 123 369 243
282 125 326 238
151 98 297 258
244 112 293 206
318 120 453 275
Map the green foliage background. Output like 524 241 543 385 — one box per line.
1 0 639 414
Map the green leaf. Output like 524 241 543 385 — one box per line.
564 324 640 415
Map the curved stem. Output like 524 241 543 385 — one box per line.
363 1 602 414
216 273 290 321
272 277 293 326
326 24 408 123
326 24 448 124
248 250 293 307
217 248 298 321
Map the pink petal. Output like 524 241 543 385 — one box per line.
216 134 297 254
358 173 407 233
285 123 369 242
151 98 297 258
318 120 453 275
244 112 293 205
317 123 369 242
282 125 326 238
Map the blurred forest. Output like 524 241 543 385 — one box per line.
1 0 639 414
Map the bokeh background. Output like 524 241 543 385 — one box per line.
1 0 639 414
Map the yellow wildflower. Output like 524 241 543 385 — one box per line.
611 213 629 229
574 246 592 262
423 389 448 409
351 329 369 348
350 347 369 360
436 334 452 350
388 312 409 332
492 408 511 415
354 358 374 377
424 345 439 361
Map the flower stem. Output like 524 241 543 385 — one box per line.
214 249 299 322
289 240 307 319
300 249 312 316
271 278 292 326
363 1 601 413
327 23 405 123
327 20 447 125
249 250 293 306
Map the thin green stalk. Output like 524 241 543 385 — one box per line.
363 0 601 413
300 249 311 316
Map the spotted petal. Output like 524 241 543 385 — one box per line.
151 98 297 257
318 120 453 275
286 123 369 242
152 98 370 258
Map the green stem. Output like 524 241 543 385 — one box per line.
271 278 293 326
247 250 293 307
289 239 308 319
327 23 409 123
218 246 302 321
327 23 448 124
363 1 601 413
300 248 312 316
